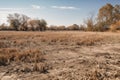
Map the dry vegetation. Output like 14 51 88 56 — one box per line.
0 3 120 32
0 2 119 80
0 31 120 80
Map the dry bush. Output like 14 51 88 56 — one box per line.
0 48 18 65
0 41 7 48
85 68 120 80
20 62 49 73
110 21 120 32
86 70 104 80
0 48 45 66
0 55 8 66
0 48 49 73
33 62 48 73
21 65 32 73
15 49 45 63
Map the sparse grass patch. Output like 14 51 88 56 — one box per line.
0 31 120 77
76 35 104 46
0 48 45 65
0 48 48 73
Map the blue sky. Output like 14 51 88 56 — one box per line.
0 0 119 26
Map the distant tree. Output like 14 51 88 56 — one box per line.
97 3 120 31
67 24 79 30
26 19 47 31
49 25 58 30
18 22 28 31
40 19 47 31
95 22 108 31
84 14 95 31
113 4 120 23
7 13 30 30
9 19 20 30
57 26 66 30
98 3 114 25
7 13 30 24
0 23 8 30
98 4 120 26
27 19 40 31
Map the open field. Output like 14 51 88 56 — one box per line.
0 31 120 80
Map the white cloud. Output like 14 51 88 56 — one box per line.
0 6 44 24
0 8 28 11
32 5 40 9
51 6 77 10
0 8 28 24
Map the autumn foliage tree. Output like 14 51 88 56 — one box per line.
98 4 114 25
113 5 120 23
97 3 120 31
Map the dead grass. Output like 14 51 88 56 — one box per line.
0 31 119 66
0 48 49 73
0 31 120 46
0 48 45 65
0 31 120 77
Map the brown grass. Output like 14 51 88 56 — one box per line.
0 31 120 75
0 48 45 65
0 48 48 73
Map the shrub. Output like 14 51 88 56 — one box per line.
57 25 66 30
67 24 79 30
84 15 95 31
33 62 48 73
0 48 45 66
48 25 58 30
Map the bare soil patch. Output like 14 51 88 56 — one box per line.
0 31 120 80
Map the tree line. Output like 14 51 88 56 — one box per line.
0 13 47 31
0 3 120 32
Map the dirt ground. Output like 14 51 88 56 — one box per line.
0 31 120 80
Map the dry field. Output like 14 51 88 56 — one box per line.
0 31 120 80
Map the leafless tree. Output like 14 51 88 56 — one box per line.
7 13 30 30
